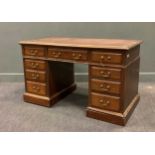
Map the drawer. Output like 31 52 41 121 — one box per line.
90 66 122 81
24 59 46 71
91 79 121 95
26 81 46 96
91 92 120 111
25 70 46 82
91 51 123 64
23 46 46 57
47 47 64 59
47 47 88 62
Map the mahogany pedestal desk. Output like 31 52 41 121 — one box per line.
20 37 143 126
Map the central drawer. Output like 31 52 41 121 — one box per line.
47 47 88 62
91 79 121 95
91 92 120 111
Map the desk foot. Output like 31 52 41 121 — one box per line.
86 94 140 126
23 83 77 107
24 93 52 107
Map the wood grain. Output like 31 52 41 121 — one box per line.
19 37 143 50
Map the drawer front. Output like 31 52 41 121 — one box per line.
91 52 123 64
90 66 122 81
25 70 46 82
47 47 88 62
26 81 46 96
67 51 87 61
91 92 120 111
24 59 46 71
23 46 46 57
91 79 121 95
47 47 65 59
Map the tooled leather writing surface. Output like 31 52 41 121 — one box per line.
20 37 143 50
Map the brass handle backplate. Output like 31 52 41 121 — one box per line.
100 55 112 62
100 71 111 78
31 62 39 68
30 49 38 55
100 84 111 91
99 99 110 107
31 73 39 80
52 52 62 58
32 86 40 92
72 53 82 60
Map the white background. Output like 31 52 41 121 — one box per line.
0 0 155 21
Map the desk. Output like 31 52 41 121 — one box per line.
20 37 143 125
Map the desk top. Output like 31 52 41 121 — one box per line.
20 37 143 50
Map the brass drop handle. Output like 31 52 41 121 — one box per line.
100 55 111 62
100 84 110 91
52 52 61 58
32 86 40 92
100 55 105 62
99 99 110 107
72 53 82 60
31 73 39 80
30 49 38 55
72 53 76 57
100 55 105 60
100 71 111 78
107 56 111 60
31 62 39 68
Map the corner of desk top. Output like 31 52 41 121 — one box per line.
138 40 144 45
126 40 143 50
19 41 24 45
